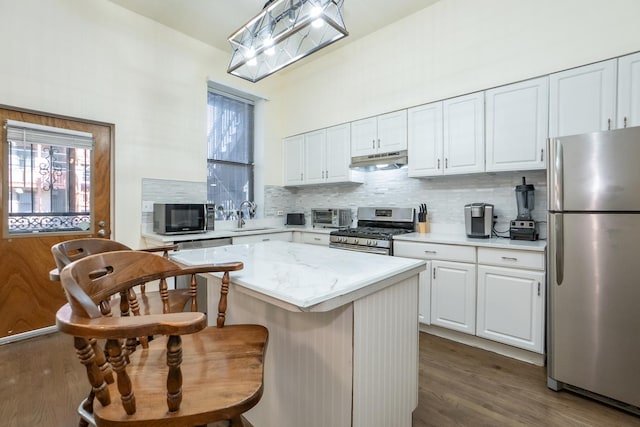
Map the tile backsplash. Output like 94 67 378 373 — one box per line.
141 178 207 230
143 170 548 239
264 169 548 239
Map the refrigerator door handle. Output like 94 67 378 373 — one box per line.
550 139 564 211
555 214 564 285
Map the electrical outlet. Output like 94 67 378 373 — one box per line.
142 201 154 213
276 210 284 216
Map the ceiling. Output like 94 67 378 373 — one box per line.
108 0 441 53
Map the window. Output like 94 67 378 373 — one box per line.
4 120 93 235
206 88 254 218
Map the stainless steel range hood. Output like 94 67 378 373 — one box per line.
350 150 408 171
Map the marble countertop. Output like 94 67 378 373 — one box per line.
170 241 426 312
394 232 547 251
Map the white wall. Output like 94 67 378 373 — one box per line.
276 0 640 138
3 0 640 247
0 0 281 248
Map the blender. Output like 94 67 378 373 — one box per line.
509 177 538 240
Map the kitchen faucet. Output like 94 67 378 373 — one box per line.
237 200 256 228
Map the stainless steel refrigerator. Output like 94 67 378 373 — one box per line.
547 126 640 413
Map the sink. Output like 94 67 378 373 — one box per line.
230 227 274 232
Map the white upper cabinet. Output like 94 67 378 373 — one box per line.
351 110 407 157
549 59 617 138
408 102 444 177
485 76 549 172
324 123 353 183
283 124 361 187
303 129 327 185
443 92 485 175
617 51 640 128
283 134 304 186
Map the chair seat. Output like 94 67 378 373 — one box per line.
93 324 268 427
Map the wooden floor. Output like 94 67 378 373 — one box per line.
1 331 639 426
413 333 640 427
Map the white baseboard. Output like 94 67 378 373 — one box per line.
0 326 58 346
420 324 545 366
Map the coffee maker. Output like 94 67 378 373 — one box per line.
464 203 494 238
510 177 538 240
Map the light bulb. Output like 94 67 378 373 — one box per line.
247 57 257 66
312 18 324 28
310 5 323 18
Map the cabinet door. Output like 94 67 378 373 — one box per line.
485 77 548 172
283 135 305 186
350 117 377 157
443 92 485 175
617 52 640 128
430 261 476 334
377 110 407 152
325 123 351 183
549 59 617 137
304 129 326 185
418 261 432 325
476 265 545 353
408 102 444 177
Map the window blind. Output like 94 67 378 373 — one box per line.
5 119 94 149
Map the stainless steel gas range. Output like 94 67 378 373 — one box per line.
329 207 415 255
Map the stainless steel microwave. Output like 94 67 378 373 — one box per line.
311 208 352 228
153 203 214 235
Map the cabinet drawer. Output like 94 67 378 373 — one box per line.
301 233 329 246
394 241 475 263
477 248 544 270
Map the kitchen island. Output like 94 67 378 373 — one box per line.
171 241 426 427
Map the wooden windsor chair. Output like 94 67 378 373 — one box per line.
51 238 194 426
56 250 268 427
51 238 190 316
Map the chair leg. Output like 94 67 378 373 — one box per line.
230 416 245 427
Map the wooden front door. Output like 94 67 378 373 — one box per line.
0 106 112 339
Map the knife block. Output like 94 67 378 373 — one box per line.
417 220 429 234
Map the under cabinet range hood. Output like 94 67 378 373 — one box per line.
350 150 408 171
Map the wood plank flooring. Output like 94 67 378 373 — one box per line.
413 333 640 427
1 331 639 426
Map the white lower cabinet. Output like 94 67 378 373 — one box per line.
395 240 546 354
418 261 432 325
476 265 545 353
431 260 476 334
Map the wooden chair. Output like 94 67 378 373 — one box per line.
51 238 190 315
56 250 268 427
51 239 193 427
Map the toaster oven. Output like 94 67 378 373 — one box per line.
311 208 352 228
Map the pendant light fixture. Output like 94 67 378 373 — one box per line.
227 0 348 82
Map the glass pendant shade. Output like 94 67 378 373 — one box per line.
228 0 348 82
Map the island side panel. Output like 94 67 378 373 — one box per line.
352 275 419 427
206 275 354 427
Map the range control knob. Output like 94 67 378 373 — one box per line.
354 238 359 244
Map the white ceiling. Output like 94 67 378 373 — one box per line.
108 0 441 53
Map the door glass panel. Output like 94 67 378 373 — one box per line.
5 123 93 235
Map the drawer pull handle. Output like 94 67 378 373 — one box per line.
424 250 437 254
313 237 321 241
501 256 518 261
